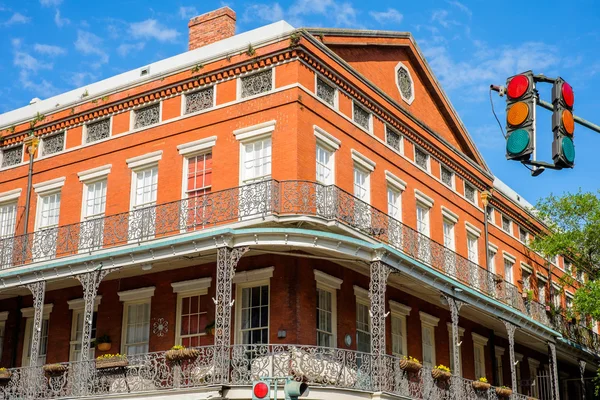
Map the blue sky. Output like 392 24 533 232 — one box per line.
1 0 600 204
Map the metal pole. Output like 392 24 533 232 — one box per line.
537 99 600 134
23 148 34 235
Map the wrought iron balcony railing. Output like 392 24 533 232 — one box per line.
0 180 596 353
0 344 530 399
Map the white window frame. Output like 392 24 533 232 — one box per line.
446 322 464 377
501 215 512 235
118 287 155 355
21 304 53 366
315 74 338 109
472 332 488 379
466 222 481 265
130 101 163 131
487 207 495 224
503 252 516 285
442 207 458 251
415 190 433 238
67 297 101 361
234 267 274 344
495 346 505 386
172 277 212 346
390 301 411 357
316 144 335 185
234 121 276 185
0 189 19 245
354 286 370 353
385 171 406 222
420 312 439 367
314 270 342 348
537 273 548 304
82 117 113 145
515 352 523 393
237 68 276 100
315 127 340 186
394 61 415 104
488 244 498 275
552 283 562 309
353 165 371 204
33 177 66 231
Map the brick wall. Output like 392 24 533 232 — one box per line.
188 7 236 51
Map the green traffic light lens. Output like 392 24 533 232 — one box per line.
562 137 575 163
507 129 530 155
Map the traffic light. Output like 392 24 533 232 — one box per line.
505 71 536 161
252 380 270 400
551 78 575 168
284 379 308 400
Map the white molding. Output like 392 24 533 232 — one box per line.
495 346 505 356
0 188 22 203
78 164 112 182
171 277 212 295
472 332 489 346
67 296 102 310
502 251 517 263
528 358 540 369
126 151 163 170
177 136 217 156
445 322 465 336
394 61 415 105
233 120 276 142
33 177 66 194
117 286 156 302
351 149 376 172
385 171 407 191
353 285 369 300
465 221 482 238
414 189 434 208
488 243 498 252
21 304 53 318
536 272 548 282
232 266 274 284
441 207 459 224
520 262 533 274
314 270 343 290
552 282 561 291
0 311 8 321
419 311 439 327
566 291 574 299
389 300 412 316
314 126 341 150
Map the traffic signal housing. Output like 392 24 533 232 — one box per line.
284 379 308 400
505 71 536 161
551 78 575 168
252 380 270 400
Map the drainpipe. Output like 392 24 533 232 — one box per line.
22 136 40 236
481 190 493 271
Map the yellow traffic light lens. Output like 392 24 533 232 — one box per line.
562 110 574 135
507 102 529 126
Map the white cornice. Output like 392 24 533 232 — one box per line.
117 286 155 302
314 270 343 290
441 207 459 224
353 285 369 300
385 171 407 191
21 304 53 318
0 188 22 203
495 346 505 356
502 251 516 263
351 149 376 172
414 189 434 208
472 332 489 346
465 221 482 238
389 300 411 316
126 151 163 170
78 164 112 182
232 266 274 284
177 136 217 156
68 296 103 310
446 322 464 336
0 311 8 321
314 125 341 150
419 311 439 327
33 177 65 194
520 262 533 274
233 120 276 142
171 277 212 295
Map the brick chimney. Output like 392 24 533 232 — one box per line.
188 7 236 51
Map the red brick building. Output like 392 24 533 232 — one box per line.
0 7 595 399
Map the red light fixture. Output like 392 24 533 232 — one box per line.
507 74 529 99
253 382 269 399
562 81 574 107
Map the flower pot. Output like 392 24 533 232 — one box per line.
472 381 491 391
545 305 551 312
96 358 129 370
165 348 200 363
97 342 111 352
495 387 513 398
399 359 422 373
43 364 68 377
431 369 452 382
0 370 11 380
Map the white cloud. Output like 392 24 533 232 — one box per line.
243 3 285 23
54 9 70 27
129 19 179 42
446 1 472 18
117 42 145 57
4 12 30 26
34 43 67 56
19 70 59 98
244 0 361 28
69 71 97 87
431 9 461 28
14 51 52 71
40 0 62 6
179 6 198 19
369 8 403 24
74 30 109 64
11 38 22 48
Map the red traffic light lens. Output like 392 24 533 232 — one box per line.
562 82 574 108
254 382 269 398
507 75 529 99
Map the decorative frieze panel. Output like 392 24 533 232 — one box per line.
397 65 413 102
240 69 273 98
386 126 401 152
1 146 23 167
41 132 65 156
353 103 371 131
185 87 214 114
134 104 160 129
316 77 336 106
85 119 110 143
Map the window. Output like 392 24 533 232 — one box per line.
464 183 476 204
68 298 99 361
521 267 532 291
387 186 401 220
416 205 430 237
447 323 464 377
316 76 336 107
83 180 107 220
118 287 155 356
488 246 497 274
32 178 65 261
129 166 158 240
240 69 273 98
566 293 573 310
234 267 273 345
564 261 572 275
504 256 515 284
353 166 370 203
519 226 529 243
501 215 512 234
41 131 66 156
472 333 488 380
184 86 214 114
0 202 17 238
552 285 561 309
22 305 52 366
355 286 370 353
314 269 341 348
414 147 429 171
515 353 523 394
538 279 547 304
1 146 23 168
420 312 439 368
316 145 334 185
172 277 212 347
85 118 111 143
467 234 478 264
353 102 371 131
390 302 411 357
487 207 495 224
395 62 414 104
386 126 402 153
441 166 454 188
38 192 61 230
443 220 455 250
184 152 213 229
133 103 160 129
242 138 272 184
495 347 504 386
577 268 585 282
0 312 6 363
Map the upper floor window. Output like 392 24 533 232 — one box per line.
395 62 415 104
577 268 585 283
84 180 107 220
420 312 439 368
387 186 401 220
416 204 430 237
133 103 160 129
186 153 212 196
519 226 529 243
69 302 97 361
488 246 497 274
414 147 430 172
118 287 155 356
240 284 270 344
355 288 371 354
184 86 215 114
443 219 455 251
352 102 371 132
1 145 23 168
242 137 272 184
41 131 66 157
487 207 495 224
353 166 370 203
0 202 17 239
564 260 572 275
133 167 158 209
85 119 111 144
440 165 454 188
501 215 512 234
240 69 273 98
467 234 478 264
172 277 212 347
390 301 411 358
316 76 336 107
386 126 402 153
464 183 476 204
316 144 334 185
504 255 515 284
38 192 61 230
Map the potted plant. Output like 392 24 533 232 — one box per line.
43 363 68 377
205 321 215 336
399 356 422 373
94 334 112 352
472 377 491 391
0 368 11 380
165 345 200 364
95 354 128 370
431 364 452 382
495 385 513 398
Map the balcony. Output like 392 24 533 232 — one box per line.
0 180 597 354
0 344 530 399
